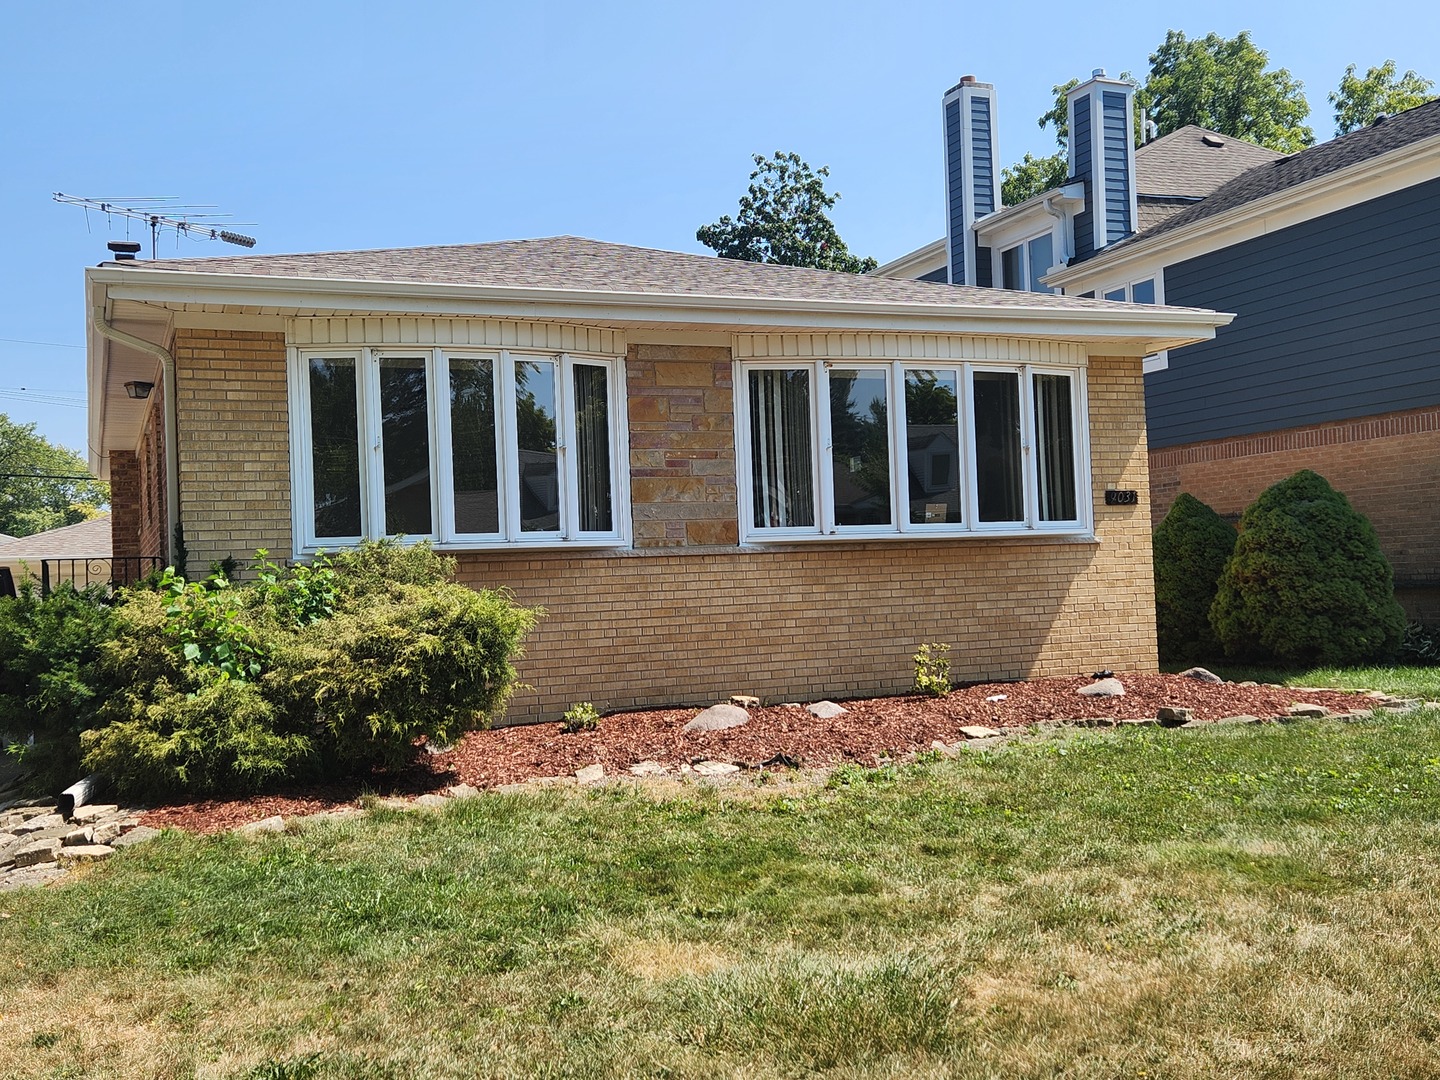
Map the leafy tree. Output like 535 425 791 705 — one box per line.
1001 152 1070 206
0 414 109 537
697 151 878 273
1330 60 1436 135
1152 493 1235 661
1038 79 1083 148
1210 470 1405 664
1142 30 1313 152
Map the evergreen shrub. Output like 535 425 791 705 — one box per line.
1152 493 1236 661
1210 470 1405 664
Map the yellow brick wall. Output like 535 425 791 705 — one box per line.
172 329 292 571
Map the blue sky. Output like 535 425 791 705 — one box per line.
3 0 1437 457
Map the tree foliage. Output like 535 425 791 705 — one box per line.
1210 470 1405 665
1000 152 1070 207
697 151 877 274
1330 60 1435 135
0 414 108 537
1152 493 1235 661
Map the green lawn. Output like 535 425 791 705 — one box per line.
6 712 1440 1078
1163 661 1440 700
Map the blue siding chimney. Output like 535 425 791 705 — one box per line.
1066 71 1136 260
942 76 999 286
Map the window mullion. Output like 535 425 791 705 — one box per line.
432 352 454 544
559 353 577 540
498 350 520 542
815 362 835 535
361 348 384 540
961 363 979 528
1020 365 1038 528
892 361 908 534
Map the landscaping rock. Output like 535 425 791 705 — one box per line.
683 704 749 734
1288 703 1332 718
1119 717 1158 727
984 694 1007 702
628 761 668 777
692 760 741 776
729 695 760 709
1178 667 1223 683
111 825 163 848
1381 698 1423 711
1156 706 1193 727
1071 717 1117 728
13 838 61 867
91 822 122 845
70 804 119 825
806 701 847 719
959 724 1001 739
1078 678 1125 698
15 813 65 835
575 763 606 784
1215 714 1262 726
62 827 94 847
413 794 449 809
960 736 1008 751
57 845 114 864
238 815 286 836
445 784 480 800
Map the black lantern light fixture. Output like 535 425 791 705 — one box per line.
124 380 154 400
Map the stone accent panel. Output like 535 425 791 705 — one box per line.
1149 405 1440 617
172 329 292 573
625 344 739 547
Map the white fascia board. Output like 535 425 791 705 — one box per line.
84 275 106 476
1046 133 1440 289
871 237 946 279
89 267 1232 348
975 201 1056 250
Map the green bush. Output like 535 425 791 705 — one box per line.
0 583 116 790
1152 493 1236 661
912 643 951 697
1211 470 1406 664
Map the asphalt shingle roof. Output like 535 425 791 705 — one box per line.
0 516 111 560
110 236 1195 314
1134 125 1285 198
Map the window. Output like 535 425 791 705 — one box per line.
1098 274 1167 373
1000 232 1057 293
736 359 1088 541
290 348 626 552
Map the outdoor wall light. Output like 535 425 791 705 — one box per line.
124 380 154 400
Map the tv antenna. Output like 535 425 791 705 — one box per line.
52 193 258 259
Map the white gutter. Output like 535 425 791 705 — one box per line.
89 305 179 561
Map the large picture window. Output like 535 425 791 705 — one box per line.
736 359 1088 541
290 348 627 552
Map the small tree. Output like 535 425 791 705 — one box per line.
1001 152 1070 206
1330 61 1435 135
1152 493 1235 661
697 152 877 273
1210 470 1405 664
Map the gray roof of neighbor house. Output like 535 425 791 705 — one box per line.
1134 125 1285 199
0 515 111 560
103 235 1201 314
1115 98 1440 251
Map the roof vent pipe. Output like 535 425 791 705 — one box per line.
1374 113 1389 125
1092 68 1107 78
960 74 976 85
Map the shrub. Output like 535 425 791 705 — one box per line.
160 568 264 680
561 702 600 734
251 549 337 628
1398 622 1440 666
1211 470 1406 664
1152 493 1236 661
913 643 951 697
0 583 116 790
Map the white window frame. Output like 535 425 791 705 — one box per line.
734 358 1091 544
288 346 629 556
995 229 1060 294
1098 270 1169 373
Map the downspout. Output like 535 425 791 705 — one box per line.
90 306 179 563
1042 194 1073 267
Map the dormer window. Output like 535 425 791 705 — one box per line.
999 232 1056 293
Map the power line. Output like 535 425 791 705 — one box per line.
0 472 101 482
0 337 84 349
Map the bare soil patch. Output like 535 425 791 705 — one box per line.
138 673 1380 834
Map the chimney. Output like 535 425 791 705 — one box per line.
107 240 141 262
1066 70 1137 262
942 76 999 286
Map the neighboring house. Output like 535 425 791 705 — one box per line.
0 514 113 590
877 73 1440 618
84 236 1225 719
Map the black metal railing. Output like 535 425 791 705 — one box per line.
39 556 164 597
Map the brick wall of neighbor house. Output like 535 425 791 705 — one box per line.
453 353 1157 722
172 329 292 572
1149 404 1440 619
136 380 167 563
108 450 140 567
625 343 739 548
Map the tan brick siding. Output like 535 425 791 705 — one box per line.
172 329 292 572
1149 406 1440 618
626 344 739 547
457 354 1157 721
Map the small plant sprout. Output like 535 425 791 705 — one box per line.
913 643 952 698
561 702 600 734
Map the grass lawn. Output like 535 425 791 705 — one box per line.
6 711 1440 1078
1162 662 1440 701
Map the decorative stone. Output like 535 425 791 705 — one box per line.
13 838 61 867
806 701 848 719
1119 717 1158 727
1288 703 1331 718
729 695 760 709
413 794 449 808
1078 678 1125 697
111 825 163 848
574 763 606 784
1178 667 1223 683
628 761 668 777
1215 714 1262 725
14 813 65 835
56 845 114 864
985 694 1008 702
238 815 286 836
961 736 1007 750
61 826 94 847
1156 706 1193 727
683 704 750 733
445 783 480 800
89 822 122 846
692 760 741 776
1072 717 1117 728
70 804 120 825
959 725 1001 739
1381 698 1423 711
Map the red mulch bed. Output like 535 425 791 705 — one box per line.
138 673 1381 834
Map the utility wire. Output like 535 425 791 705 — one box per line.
0 337 84 349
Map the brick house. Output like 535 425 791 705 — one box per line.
86 237 1226 719
878 74 1440 618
